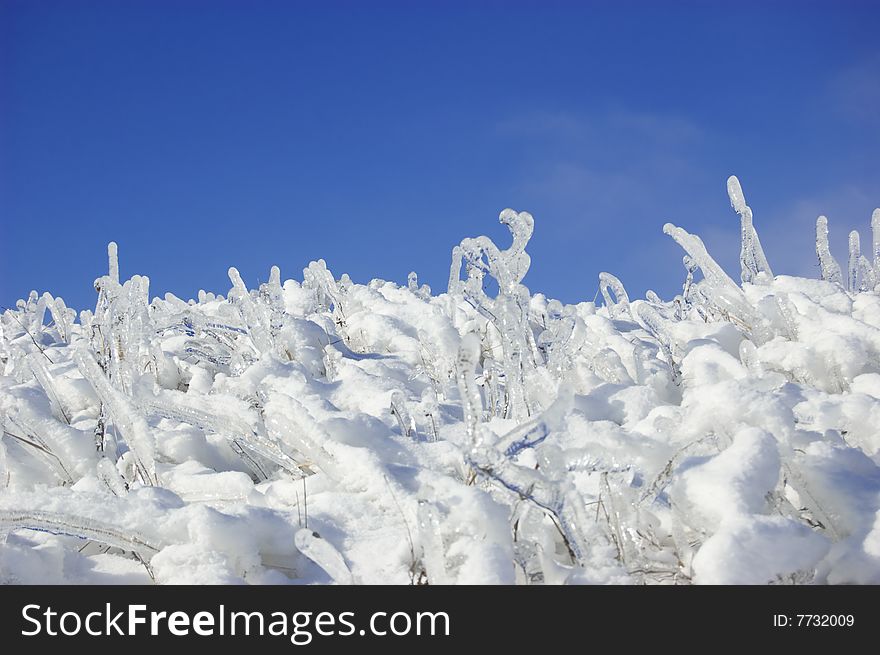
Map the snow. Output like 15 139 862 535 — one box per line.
2 183 880 585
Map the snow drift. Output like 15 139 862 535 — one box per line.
2 177 880 585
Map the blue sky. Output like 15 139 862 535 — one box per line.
2 0 878 312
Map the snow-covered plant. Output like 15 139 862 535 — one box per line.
1 178 880 585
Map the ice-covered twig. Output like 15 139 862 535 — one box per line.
0 508 161 560
108 242 119 284
816 216 843 286
138 396 307 478
872 208 880 276
663 223 761 333
294 528 354 584
456 334 483 444
390 391 418 440
27 352 70 424
728 176 772 284
598 272 631 319
848 231 862 294
74 346 157 485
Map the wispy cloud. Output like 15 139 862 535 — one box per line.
495 107 715 237
494 105 879 300
493 107 721 299
828 52 880 126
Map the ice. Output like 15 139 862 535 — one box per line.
107 241 119 284
0 508 162 560
74 346 157 485
390 390 417 440
294 528 354 584
663 223 761 334
849 230 862 293
455 333 483 444
407 272 431 300
1 175 879 585
816 216 843 285
873 208 880 274
727 175 772 284
0 437 7 489
27 353 70 424
598 272 631 318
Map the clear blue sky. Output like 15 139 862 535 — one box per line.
2 0 878 312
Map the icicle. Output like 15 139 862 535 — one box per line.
496 294 532 420
728 175 772 284
27 352 70 424
227 267 273 354
108 241 119 284
390 391 417 440
681 255 699 310
3 412 75 483
873 208 880 276
96 456 128 495
417 500 448 584
407 271 431 300
633 301 680 384
663 223 759 332
264 396 343 481
456 333 483 446
294 528 354 584
871 207 880 274
29 293 47 338
448 245 463 294
848 230 861 294
45 295 74 343
263 265 286 345
858 256 876 292
0 436 7 488
420 387 440 442
138 396 306 478
499 208 534 285
738 339 762 376
598 272 631 319
74 346 157 485
0 508 161 560
816 216 843 285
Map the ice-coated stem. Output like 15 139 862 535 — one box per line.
456 333 483 445
872 208 880 276
848 230 861 294
0 508 162 560
108 241 119 284
294 528 354 584
74 346 157 485
816 216 843 286
0 437 7 489
598 272 630 318
728 175 772 284
663 222 760 332
27 352 70 424
390 391 417 440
